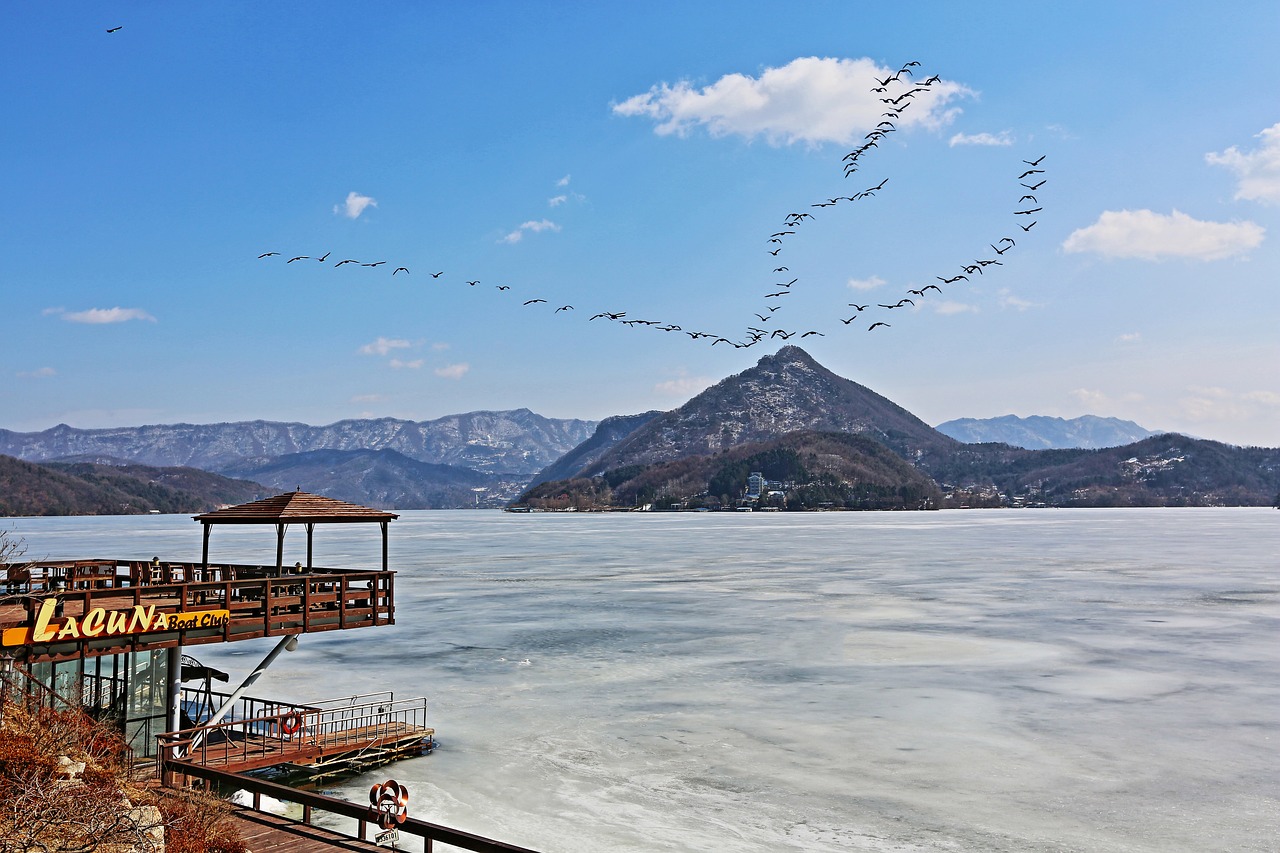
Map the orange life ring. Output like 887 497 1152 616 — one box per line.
280 712 303 736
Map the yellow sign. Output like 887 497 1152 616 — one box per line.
1 598 231 647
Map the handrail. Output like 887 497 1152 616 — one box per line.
160 760 543 853
159 694 430 770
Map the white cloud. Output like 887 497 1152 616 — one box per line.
997 288 1034 311
62 307 156 324
846 275 886 292
933 300 977 315
1062 209 1265 260
434 363 469 380
1205 122 1280 204
613 56 971 146
350 393 386 404
1071 388 1145 410
501 219 561 244
1243 390 1280 406
388 358 425 370
556 175 571 187
430 342 451 352
654 372 713 398
548 195 568 207
359 337 412 356
949 131 1013 147
1117 332 1142 343
41 307 64 316
334 191 377 219
17 367 56 378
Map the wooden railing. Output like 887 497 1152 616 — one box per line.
158 690 431 772
0 561 395 662
160 760 544 853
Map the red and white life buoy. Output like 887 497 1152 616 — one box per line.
280 712 303 736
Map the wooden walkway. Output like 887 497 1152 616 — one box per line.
226 807 386 852
186 721 433 776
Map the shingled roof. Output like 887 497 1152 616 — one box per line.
194 490 398 524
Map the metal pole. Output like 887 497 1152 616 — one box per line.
185 634 299 753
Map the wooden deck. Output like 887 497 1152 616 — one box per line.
187 720 434 775
226 807 387 852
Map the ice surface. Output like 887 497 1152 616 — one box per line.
11 508 1279 852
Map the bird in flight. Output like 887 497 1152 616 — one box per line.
1023 155 1046 166
335 259 359 266
523 299 546 305
765 291 791 298
1014 207 1042 215
287 256 309 263
106 26 122 33
555 305 573 312
1019 221 1038 231
258 252 279 258
773 267 789 273
393 267 409 275
430 271 444 278
317 252 330 263
1022 180 1047 191
801 331 825 338
868 322 891 331
1017 169 1045 180
362 261 386 267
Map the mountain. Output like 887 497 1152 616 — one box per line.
520 431 943 511
219 448 499 509
574 346 959 477
528 411 662 487
922 434 1280 508
935 415 1159 449
529 347 1279 510
0 455 266 517
0 410 596 479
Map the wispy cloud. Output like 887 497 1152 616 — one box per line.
1205 122 1280 205
350 393 387 404
949 131 1013 147
548 195 568 207
997 288 1034 311
501 219 561 244
846 275 886 292
17 367 56 378
1117 332 1142 343
434 363 469 380
61 307 156 324
1062 209 1264 260
1178 385 1280 425
389 358 424 370
334 191 377 219
358 337 412 356
556 175 571 187
613 56 970 146
654 371 713 398
933 300 977 315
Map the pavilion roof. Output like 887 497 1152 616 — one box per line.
193 490 398 524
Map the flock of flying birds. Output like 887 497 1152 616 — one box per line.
258 61 1044 349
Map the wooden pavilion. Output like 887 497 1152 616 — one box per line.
194 490 398 574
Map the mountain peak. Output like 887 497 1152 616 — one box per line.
575 347 957 477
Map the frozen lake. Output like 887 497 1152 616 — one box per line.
7 508 1279 851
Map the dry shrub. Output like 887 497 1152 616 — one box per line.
153 787 249 853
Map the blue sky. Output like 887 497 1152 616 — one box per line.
4 2 1278 447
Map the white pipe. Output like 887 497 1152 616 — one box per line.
185 634 298 754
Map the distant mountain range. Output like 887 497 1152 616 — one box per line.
2 349 1277 514
935 415 1158 449
520 347 1280 509
0 410 595 478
